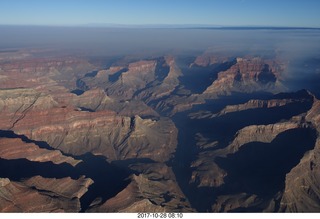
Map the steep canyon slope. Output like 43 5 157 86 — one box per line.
0 49 320 212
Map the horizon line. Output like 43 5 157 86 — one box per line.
1 23 320 30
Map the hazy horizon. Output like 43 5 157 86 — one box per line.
1 25 320 57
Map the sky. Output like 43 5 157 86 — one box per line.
0 0 320 27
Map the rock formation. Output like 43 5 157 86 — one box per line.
0 137 80 166
0 86 177 162
0 176 93 212
1 48 320 212
185 90 319 212
279 96 320 212
203 57 285 96
89 163 193 212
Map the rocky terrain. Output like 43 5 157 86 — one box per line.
0 176 93 212
0 48 320 212
203 57 286 96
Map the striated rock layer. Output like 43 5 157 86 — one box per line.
0 176 93 212
186 90 320 212
89 163 193 212
279 96 320 212
0 137 80 166
1 50 320 212
0 88 177 162
203 57 285 96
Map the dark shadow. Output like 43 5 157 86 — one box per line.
215 128 316 211
178 59 236 94
108 68 128 82
0 130 57 152
273 89 314 99
192 92 273 115
76 78 89 91
0 130 132 212
112 157 156 168
169 90 314 212
78 107 95 112
169 93 273 211
155 57 170 82
75 153 131 212
84 70 98 78
130 58 170 101
0 157 80 181
258 64 276 84
193 99 313 149
71 89 85 95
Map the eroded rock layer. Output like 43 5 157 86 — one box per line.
0 176 92 212
1 49 320 212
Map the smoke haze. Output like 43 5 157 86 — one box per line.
1 26 319 56
1 25 320 94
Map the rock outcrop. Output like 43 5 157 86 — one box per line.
89 163 193 212
106 60 158 100
203 57 285 96
0 176 93 212
226 122 302 153
212 193 261 212
0 137 80 166
136 56 182 102
0 57 94 90
279 97 320 212
0 87 177 162
192 54 232 67
186 90 319 212
190 150 227 187
1 49 320 212
279 139 320 212
213 99 299 118
189 119 306 188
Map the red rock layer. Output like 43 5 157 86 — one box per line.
0 138 80 166
0 176 93 212
0 87 177 162
204 57 285 95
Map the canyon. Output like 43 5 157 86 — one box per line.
0 47 320 213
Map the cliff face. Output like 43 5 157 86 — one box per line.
213 99 301 117
280 139 320 212
306 97 320 130
1 49 320 212
226 122 303 153
203 57 285 96
0 88 176 162
192 54 232 67
190 96 311 119
189 121 306 189
136 56 182 102
0 53 186 213
0 57 93 90
0 176 93 212
106 60 158 100
0 136 80 166
183 89 319 212
89 163 193 212
279 98 320 212
77 56 202 116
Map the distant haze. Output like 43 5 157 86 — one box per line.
1 26 320 58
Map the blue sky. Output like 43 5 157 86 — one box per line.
0 0 319 27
